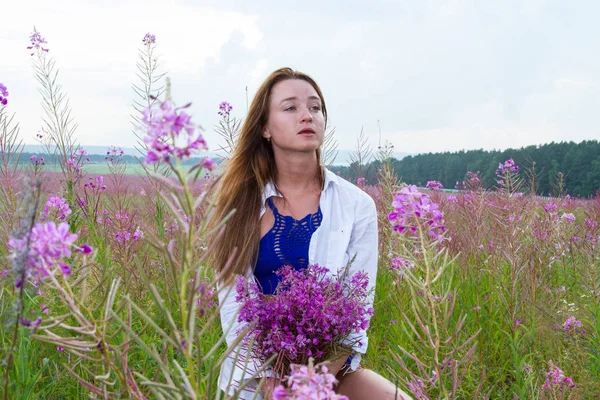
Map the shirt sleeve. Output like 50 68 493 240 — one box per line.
217 274 272 395
217 277 245 348
340 192 378 356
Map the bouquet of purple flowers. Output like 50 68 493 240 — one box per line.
235 264 373 375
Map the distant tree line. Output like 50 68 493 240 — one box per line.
330 140 600 197
15 152 211 166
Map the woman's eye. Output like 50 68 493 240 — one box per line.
311 105 321 111
284 106 296 111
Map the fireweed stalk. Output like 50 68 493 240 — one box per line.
1 31 237 399
491 159 540 397
387 185 480 399
2 178 94 399
2 178 40 399
214 101 241 159
0 82 23 245
101 145 147 289
10 89 233 399
27 28 82 202
235 264 372 376
132 32 165 169
102 87 235 397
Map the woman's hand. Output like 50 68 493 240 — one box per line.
324 350 352 378
260 377 282 398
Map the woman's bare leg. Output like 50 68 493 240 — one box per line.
336 368 413 400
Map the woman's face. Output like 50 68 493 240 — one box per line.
263 79 325 154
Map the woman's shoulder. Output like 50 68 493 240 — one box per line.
324 168 376 209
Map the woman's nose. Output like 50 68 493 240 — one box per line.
300 106 313 123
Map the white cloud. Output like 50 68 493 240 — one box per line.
2 0 599 156
1 0 264 148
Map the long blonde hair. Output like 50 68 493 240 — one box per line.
207 67 327 283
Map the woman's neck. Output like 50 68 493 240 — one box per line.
274 151 321 193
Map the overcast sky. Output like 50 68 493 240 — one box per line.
2 0 600 155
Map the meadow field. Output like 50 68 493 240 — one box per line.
1 30 599 400
2 154 599 399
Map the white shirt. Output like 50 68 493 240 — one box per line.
217 168 378 398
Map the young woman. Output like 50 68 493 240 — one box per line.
209 68 411 399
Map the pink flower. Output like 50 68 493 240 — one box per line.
495 158 519 175
42 195 72 221
563 316 582 332
142 33 156 45
388 185 446 242
0 82 8 106
27 29 49 55
389 257 415 273
561 213 575 222
217 101 232 117
141 99 209 163
236 265 372 370
425 180 443 191
197 157 218 171
8 222 87 287
542 362 575 390
273 362 348 400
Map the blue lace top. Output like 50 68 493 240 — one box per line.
253 197 322 295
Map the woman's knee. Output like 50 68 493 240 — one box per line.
336 368 412 400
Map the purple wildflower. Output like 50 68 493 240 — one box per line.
273 362 348 400
42 195 72 221
446 195 458 203
0 83 8 106
495 158 519 175
388 185 446 242
544 203 558 213
542 362 575 391
389 257 415 273
408 379 426 399
75 244 93 254
105 145 124 162
19 317 42 329
425 180 443 191
132 227 144 241
197 157 218 171
466 171 481 184
114 231 132 243
561 213 575 222
142 33 156 46
585 218 598 229
563 316 583 332
8 222 84 286
236 264 372 371
27 29 49 55
83 176 107 192
141 99 208 163
217 101 232 117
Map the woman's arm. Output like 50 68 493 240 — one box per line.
341 193 379 356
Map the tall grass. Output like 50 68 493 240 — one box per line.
1 28 599 400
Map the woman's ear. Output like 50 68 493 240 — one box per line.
262 127 271 140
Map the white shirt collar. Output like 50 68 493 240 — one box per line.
262 167 340 201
